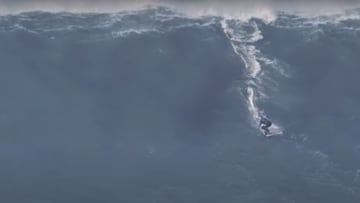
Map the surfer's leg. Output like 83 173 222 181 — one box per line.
265 129 270 135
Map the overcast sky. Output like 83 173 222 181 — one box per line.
0 0 359 15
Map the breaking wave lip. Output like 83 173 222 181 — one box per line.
273 8 360 30
1 6 359 35
0 7 220 39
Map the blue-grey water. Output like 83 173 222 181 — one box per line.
0 7 360 203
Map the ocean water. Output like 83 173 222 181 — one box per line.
0 7 360 203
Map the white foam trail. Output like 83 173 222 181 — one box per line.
246 45 262 78
221 20 263 78
222 18 284 135
111 28 158 38
247 87 260 126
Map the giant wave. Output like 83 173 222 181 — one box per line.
0 6 360 203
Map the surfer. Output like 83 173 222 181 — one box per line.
259 116 272 136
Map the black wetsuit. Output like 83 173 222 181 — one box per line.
259 117 272 135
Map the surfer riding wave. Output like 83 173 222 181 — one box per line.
259 115 272 136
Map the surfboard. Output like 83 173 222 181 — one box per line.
260 124 283 137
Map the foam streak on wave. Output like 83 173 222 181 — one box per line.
221 19 262 126
221 18 283 135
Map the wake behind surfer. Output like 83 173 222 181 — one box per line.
259 116 272 136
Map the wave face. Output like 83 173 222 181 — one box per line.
1 7 360 202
